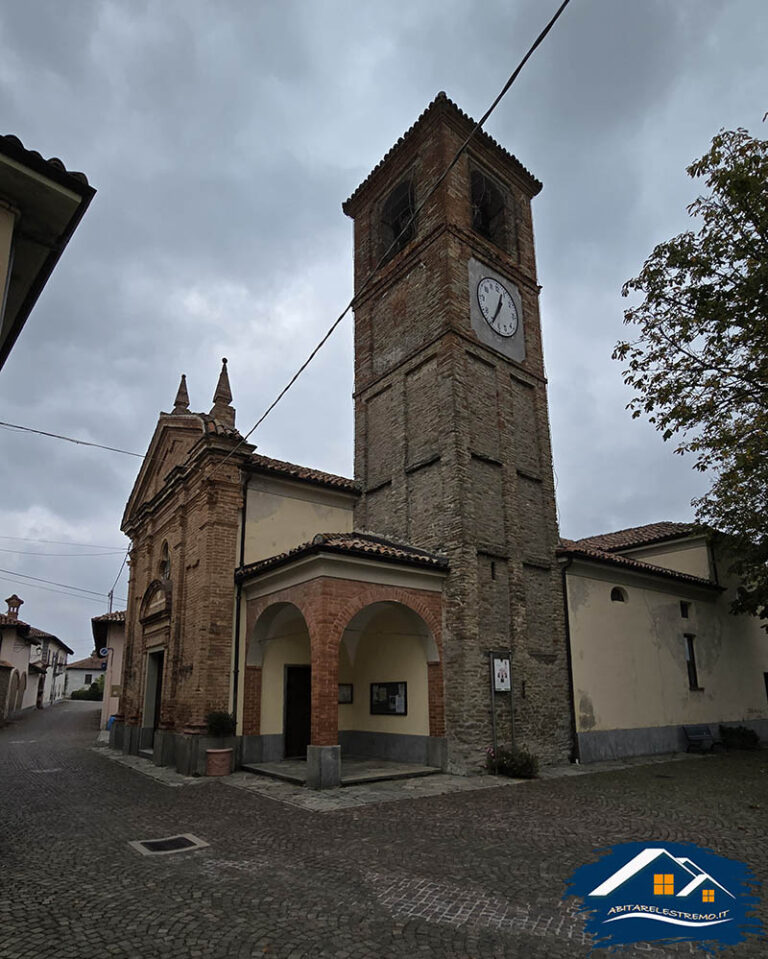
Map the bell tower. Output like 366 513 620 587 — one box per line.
343 94 573 768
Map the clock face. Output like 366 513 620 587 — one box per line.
476 276 519 337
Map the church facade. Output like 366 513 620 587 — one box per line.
112 95 767 785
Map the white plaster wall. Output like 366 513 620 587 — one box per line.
568 567 768 734
100 622 125 728
338 609 429 736
260 631 310 735
243 476 354 566
624 539 712 580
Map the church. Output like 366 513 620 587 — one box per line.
111 94 768 786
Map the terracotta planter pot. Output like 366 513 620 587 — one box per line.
205 747 233 777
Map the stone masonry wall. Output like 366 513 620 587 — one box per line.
348 99 573 770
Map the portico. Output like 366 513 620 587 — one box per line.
237 533 448 788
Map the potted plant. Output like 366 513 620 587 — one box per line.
204 710 236 776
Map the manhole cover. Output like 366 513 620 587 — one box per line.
128 833 209 856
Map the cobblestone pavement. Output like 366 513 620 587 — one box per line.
1 702 766 958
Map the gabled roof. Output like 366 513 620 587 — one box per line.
67 655 105 671
557 543 719 590
0 615 72 651
342 91 542 214
568 522 699 553
236 531 448 582
248 453 358 493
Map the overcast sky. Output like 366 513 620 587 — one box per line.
0 0 765 659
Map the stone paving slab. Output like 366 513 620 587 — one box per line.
3 702 766 959
226 767 518 811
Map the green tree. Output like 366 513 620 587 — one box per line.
614 124 768 625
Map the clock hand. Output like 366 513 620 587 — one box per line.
492 294 503 321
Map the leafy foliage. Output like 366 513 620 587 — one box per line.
485 744 539 779
205 709 236 737
71 675 104 701
614 125 768 624
719 724 760 750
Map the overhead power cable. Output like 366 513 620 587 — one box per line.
209 0 572 478
0 420 145 458
0 547 125 557
0 566 113 599
0 534 127 549
0 574 127 607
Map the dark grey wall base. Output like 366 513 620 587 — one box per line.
123 724 141 756
340 730 446 769
110 721 125 751
578 718 768 763
241 734 283 764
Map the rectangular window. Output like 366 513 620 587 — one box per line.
85 673 92 685
680 601 690 618
653 873 674 895
684 635 700 690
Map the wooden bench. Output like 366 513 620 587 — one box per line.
683 725 722 753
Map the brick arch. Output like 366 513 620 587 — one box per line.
326 585 443 657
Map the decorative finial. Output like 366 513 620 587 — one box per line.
209 358 235 428
172 374 190 414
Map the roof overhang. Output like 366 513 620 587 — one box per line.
239 549 447 601
0 136 95 370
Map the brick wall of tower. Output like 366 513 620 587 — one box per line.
348 98 573 769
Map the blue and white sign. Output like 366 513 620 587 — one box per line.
563 841 762 952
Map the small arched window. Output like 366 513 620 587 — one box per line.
471 169 506 248
381 179 416 262
159 543 171 581
610 586 627 603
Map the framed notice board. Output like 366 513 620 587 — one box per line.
370 682 407 716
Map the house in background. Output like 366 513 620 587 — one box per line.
0 134 95 370
559 523 768 761
65 654 106 697
0 595 72 720
91 609 125 729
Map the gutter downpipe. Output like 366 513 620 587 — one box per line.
232 471 248 728
560 555 580 764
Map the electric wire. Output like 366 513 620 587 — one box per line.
0 566 115 599
209 0 573 478
0 535 127 549
0 421 145 459
0 547 126 557
0 574 127 607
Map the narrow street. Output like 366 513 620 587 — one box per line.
1 702 765 958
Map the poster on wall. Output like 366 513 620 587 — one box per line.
370 682 407 715
338 683 353 704
493 656 511 693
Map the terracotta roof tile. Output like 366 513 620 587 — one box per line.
237 531 447 581
67 656 106 671
569 522 698 553
342 91 542 214
249 453 358 493
91 610 126 624
0 133 92 189
0 614 30 629
557 543 719 589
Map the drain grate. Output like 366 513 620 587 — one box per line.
128 833 209 857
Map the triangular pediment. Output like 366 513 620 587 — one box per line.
122 413 205 531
